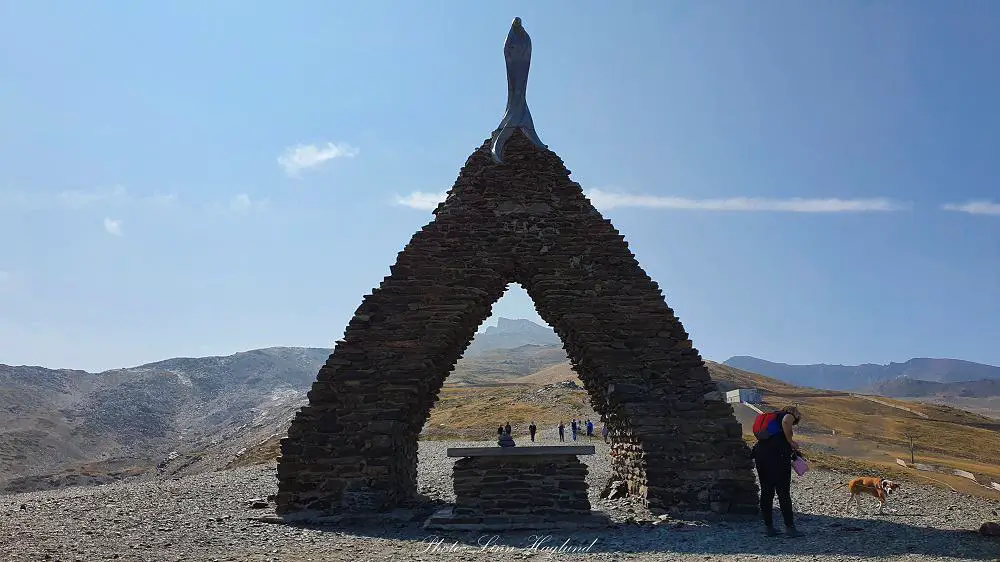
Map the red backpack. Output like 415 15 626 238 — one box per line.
752 411 783 441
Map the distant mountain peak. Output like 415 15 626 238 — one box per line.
468 318 560 355
488 317 550 333
497 317 534 328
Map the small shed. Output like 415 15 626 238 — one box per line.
725 388 763 405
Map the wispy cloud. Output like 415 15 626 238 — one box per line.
390 189 906 213
941 200 1000 216
278 142 359 177
229 193 268 213
586 190 907 212
103 217 123 236
393 191 448 210
141 192 179 209
1 185 177 212
59 185 129 209
0 270 20 297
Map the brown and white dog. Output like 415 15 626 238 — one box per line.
837 477 902 514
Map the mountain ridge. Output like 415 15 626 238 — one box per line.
465 317 561 355
862 377 1000 398
3 320 999 495
723 355 1000 391
0 336 568 492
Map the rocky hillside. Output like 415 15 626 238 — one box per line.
5 326 1000 495
724 355 1000 391
864 377 1000 398
860 377 1000 420
0 333 567 492
447 344 568 385
232 354 1000 503
0 347 329 492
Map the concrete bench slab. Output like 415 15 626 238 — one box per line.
446 446 595 457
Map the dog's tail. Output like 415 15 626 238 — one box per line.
830 481 848 491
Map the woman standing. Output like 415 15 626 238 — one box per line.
752 405 805 537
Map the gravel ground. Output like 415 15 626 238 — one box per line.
2 436 998 562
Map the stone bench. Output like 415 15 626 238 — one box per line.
425 445 609 531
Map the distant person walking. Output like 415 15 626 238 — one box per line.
504 422 512 436
558 422 565 442
586 420 594 439
528 422 537 442
601 424 608 443
571 419 578 441
752 405 805 538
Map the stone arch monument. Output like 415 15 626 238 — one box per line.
276 17 759 518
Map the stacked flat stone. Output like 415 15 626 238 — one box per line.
275 131 760 517
453 456 590 517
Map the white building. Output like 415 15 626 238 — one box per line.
725 388 763 405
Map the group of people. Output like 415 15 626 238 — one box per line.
494 405 806 538
556 418 602 442
496 419 609 443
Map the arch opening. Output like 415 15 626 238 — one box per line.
418 284 591 442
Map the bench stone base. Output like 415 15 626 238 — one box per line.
453 454 592 517
439 452 599 530
423 507 612 531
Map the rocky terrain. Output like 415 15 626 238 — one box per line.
725 356 1000 392
445 344 568 386
6 333 1000 499
864 378 1000 399
2 436 998 561
3 329 1000 560
0 337 568 493
0 347 329 493
861 378 1000 421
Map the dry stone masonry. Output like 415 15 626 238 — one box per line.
454 455 590 517
424 447 605 531
275 130 760 519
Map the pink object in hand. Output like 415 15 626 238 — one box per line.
792 456 809 476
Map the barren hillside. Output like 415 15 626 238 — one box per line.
4 342 1000 503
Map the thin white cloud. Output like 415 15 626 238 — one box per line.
278 142 359 177
941 200 1000 216
0 187 41 210
59 185 129 209
103 217 123 236
393 191 447 210
0 270 20 297
0 185 178 212
390 189 906 213
141 192 179 209
229 193 268 213
586 190 907 212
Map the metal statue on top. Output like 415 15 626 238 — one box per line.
490 17 547 164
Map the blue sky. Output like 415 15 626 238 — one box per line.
2 1 999 372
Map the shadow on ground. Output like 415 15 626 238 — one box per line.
263 508 999 560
